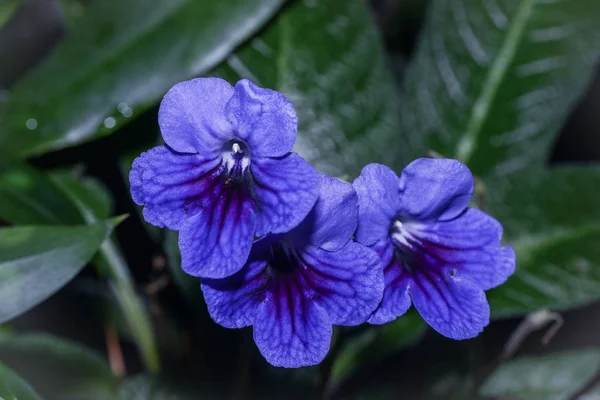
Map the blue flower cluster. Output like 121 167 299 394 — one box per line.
130 78 516 368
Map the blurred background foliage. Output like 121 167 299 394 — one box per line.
0 0 600 399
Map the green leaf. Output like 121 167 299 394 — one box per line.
48 171 112 223
0 0 19 28
485 166 600 316
430 373 473 400
0 362 43 400
0 0 285 158
398 0 600 176
0 219 121 324
117 375 206 400
110 280 160 372
213 0 404 178
0 166 159 371
59 0 91 26
0 166 88 225
480 348 600 400
330 311 426 388
49 172 160 372
0 333 117 399
580 382 600 400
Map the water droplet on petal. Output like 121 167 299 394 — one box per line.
26 118 38 130
104 117 116 129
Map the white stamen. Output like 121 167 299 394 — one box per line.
241 157 250 171
222 142 250 174
391 232 412 248
223 154 236 172
391 220 413 249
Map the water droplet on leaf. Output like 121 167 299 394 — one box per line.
26 118 38 130
117 102 133 118
104 117 117 129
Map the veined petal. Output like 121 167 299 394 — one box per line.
367 239 412 325
201 257 269 328
353 164 402 246
252 153 320 237
408 208 516 291
398 158 473 222
226 79 297 158
129 146 221 230
299 242 383 326
410 272 490 340
159 77 234 154
291 175 358 251
253 278 332 368
179 183 256 279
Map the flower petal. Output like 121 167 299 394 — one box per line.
367 239 412 325
179 184 256 279
291 175 358 251
408 208 516 291
129 146 221 230
410 272 490 340
225 79 297 158
253 279 332 368
299 242 383 326
201 256 269 328
159 77 234 154
353 163 402 246
398 158 473 222
252 153 320 237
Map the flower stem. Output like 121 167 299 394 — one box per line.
49 173 160 372
318 328 344 400
105 320 126 378
99 238 160 373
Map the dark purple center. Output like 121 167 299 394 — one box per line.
221 139 251 183
388 218 456 277
268 241 299 275
388 218 422 274
178 143 255 221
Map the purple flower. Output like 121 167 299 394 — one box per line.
353 159 516 339
130 78 319 279
201 175 384 367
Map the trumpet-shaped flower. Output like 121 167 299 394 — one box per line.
201 176 384 367
130 78 319 279
353 159 515 339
